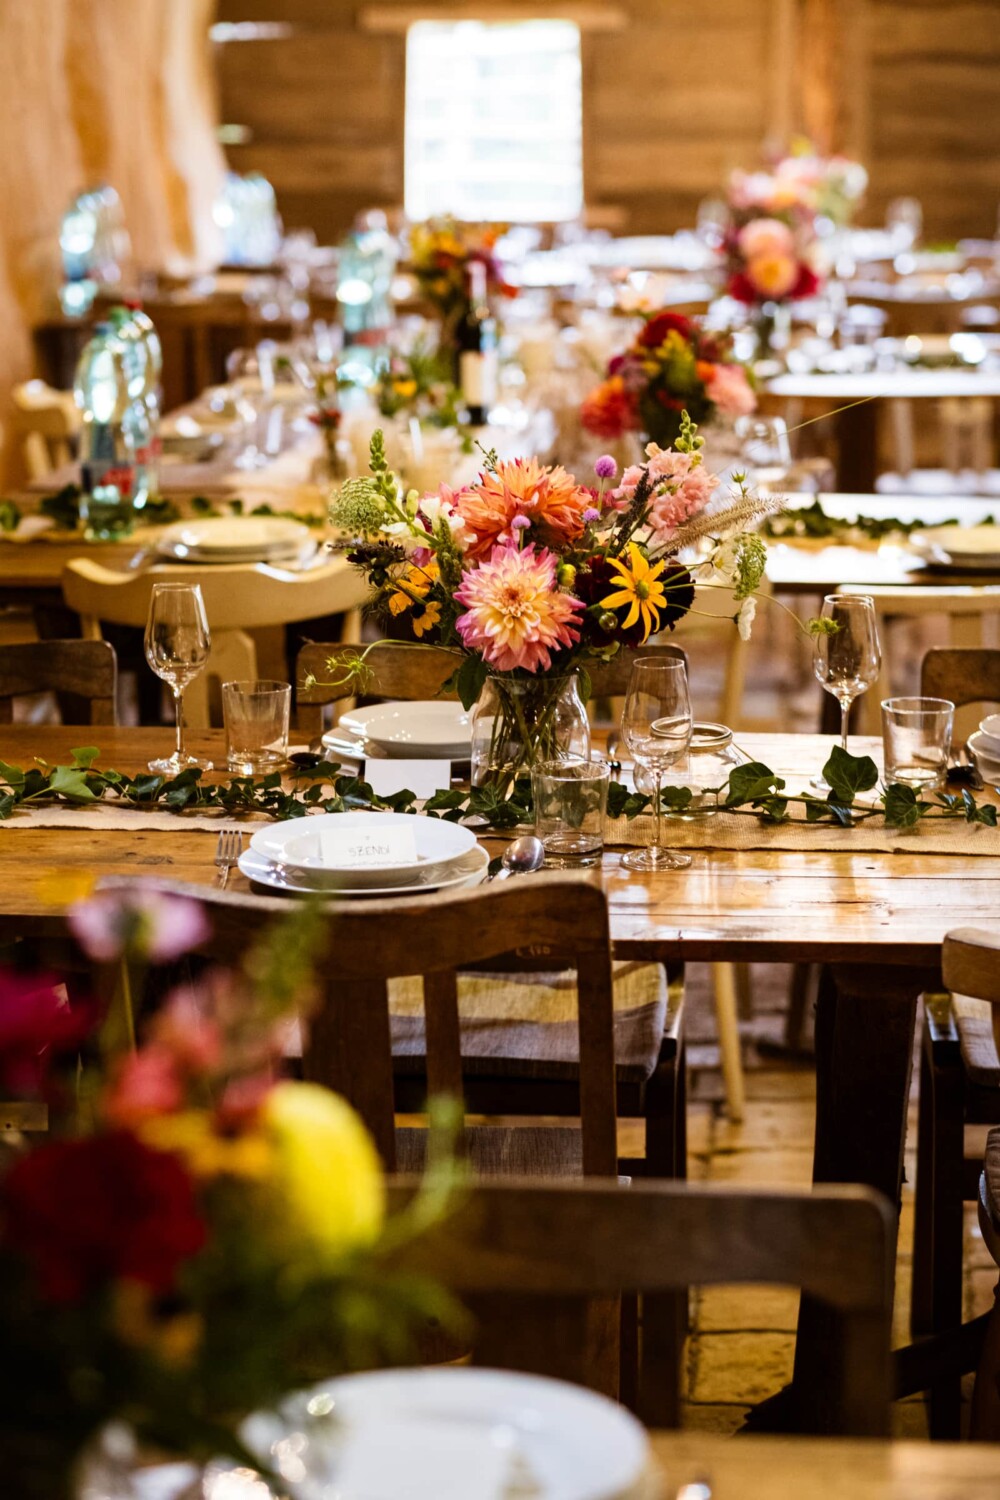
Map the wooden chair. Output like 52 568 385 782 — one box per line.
388 1177 894 1437
62 556 366 728
11 381 79 481
295 637 746 1126
0 640 117 724
937 928 1000 1439
910 649 1000 1435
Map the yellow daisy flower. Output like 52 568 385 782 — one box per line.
412 600 442 638
600 543 668 642
388 560 439 617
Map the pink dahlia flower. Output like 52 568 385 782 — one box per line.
454 544 582 673
705 362 756 417
455 458 594 560
738 217 795 260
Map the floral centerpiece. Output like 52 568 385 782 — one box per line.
770 142 869 230
408 217 514 368
580 310 756 452
329 418 778 795
0 888 453 1500
308 371 347 482
723 166 825 357
372 342 469 439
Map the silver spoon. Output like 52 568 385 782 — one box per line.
493 834 545 880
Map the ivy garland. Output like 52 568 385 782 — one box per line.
0 745 994 833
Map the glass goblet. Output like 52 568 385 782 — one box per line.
621 657 693 872
144 582 212 773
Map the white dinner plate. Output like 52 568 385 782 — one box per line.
968 730 1000 779
242 1367 650 1500
250 810 477 883
155 516 313 561
909 525 1000 571
237 840 488 897
337 700 472 759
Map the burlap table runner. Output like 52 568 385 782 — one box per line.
603 805 1000 856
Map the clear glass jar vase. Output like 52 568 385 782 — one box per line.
470 674 590 795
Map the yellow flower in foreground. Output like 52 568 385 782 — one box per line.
112 1280 203 1368
411 600 442 638
261 1081 385 1261
600 543 668 642
388 560 439 617
139 1111 273 1181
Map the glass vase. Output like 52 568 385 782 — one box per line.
470 674 590 797
751 301 791 365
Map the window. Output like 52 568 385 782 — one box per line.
405 20 583 223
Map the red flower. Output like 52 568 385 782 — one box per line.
0 969 95 1095
638 311 695 348
792 264 820 299
2 1131 206 1303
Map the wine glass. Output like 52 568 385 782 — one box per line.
621 657 694 872
811 593 881 790
144 583 212 773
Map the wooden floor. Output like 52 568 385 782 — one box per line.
651 961 993 1439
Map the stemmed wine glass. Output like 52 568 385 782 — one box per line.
811 593 881 790
144 583 212 773
621 657 694 872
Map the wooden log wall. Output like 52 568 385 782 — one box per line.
0 0 226 487
216 0 1000 243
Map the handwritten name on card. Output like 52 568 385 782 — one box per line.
320 824 419 869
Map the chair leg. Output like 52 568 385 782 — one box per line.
971 1243 1000 1440
911 1022 939 1335
711 963 745 1123
734 961 753 1021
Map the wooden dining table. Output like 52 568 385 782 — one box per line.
648 1432 1000 1498
2 723 999 1426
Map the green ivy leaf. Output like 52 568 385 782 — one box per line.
824 745 879 803
725 761 786 807
883 782 922 828
0 792 15 819
48 765 97 803
455 656 488 712
0 760 25 792
661 785 693 812
70 746 100 768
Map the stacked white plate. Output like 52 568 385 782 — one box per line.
324 700 473 761
238 810 488 896
241 1368 652 1500
909 524 1000 572
155 516 316 567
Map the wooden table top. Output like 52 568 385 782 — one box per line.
2 727 998 966
766 366 1000 401
4 493 999 596
648 1432 1000 1499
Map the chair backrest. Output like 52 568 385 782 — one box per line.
0 640 117 724
922 648 1000 711
12 381 79 481
91 874 618 1177
389 1177 894 1437
295 640 687 738
943 927 1000 1061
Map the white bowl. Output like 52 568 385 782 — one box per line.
338 701 473 760
978 716 1000 756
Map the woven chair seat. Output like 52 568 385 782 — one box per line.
389 961 671 1084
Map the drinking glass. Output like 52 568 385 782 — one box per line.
812 593 881 790
144 583 212 773
882 697 954 788
531 758 610 867
621 657 693 872
223 679 291 774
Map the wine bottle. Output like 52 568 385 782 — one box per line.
457 259 497 426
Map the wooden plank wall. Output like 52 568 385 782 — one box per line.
215 0 1000 242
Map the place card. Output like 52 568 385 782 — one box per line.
363 758 453 800
334 1416 513 1500
320 823 418 869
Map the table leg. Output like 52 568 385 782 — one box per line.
834 399 879 493
791 962 934 1431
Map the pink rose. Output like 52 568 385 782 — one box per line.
738 218 795 260
746 252 799 300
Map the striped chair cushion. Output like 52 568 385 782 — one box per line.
389 961 671 1084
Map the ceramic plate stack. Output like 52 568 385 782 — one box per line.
968 715 1000 783
909 525 1000 573
242 1368 652 1500
155 516 316 567
323 701 472 761
238 810 488 896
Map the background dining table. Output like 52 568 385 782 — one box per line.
3 723 998 1425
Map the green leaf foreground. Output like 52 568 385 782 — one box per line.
0 746 995 834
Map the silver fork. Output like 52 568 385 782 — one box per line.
214 829 242 888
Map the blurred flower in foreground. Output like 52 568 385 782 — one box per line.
68 887 210 963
